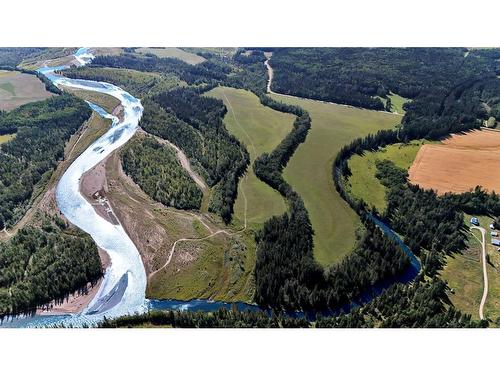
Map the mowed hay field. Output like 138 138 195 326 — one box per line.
409 129 500 195
270 94 401 265
207 87 294 227
136 47 206 65
0 70 54 111
347 140 429 212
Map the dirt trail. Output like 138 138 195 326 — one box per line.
148 94 253 280
471 225 488 320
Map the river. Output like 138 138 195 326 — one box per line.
4 48 149 327
2 49 421 327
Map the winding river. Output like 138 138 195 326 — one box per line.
5 48 149 327
3 49 421 327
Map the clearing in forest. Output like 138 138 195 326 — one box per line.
270 93 401 266
409 129 500 195
347 140 429 212
207 87 295 227
135 47 206 65
0 70 54 111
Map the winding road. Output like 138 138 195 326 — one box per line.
471 225 488 320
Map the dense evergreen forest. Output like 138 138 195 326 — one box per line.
122 137 203 210
269 48 499 111
0 214 102 317
0 95 91 229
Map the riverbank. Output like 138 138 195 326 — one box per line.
38 249 111 315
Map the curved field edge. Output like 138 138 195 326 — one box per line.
269 93 401 265
346 140 429 212
205 87 294 227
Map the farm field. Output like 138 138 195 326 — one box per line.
269 93 401 265
409 129 500 195
135 47 206 65
347 140 429 212
0 70 54 110
207 87 294 227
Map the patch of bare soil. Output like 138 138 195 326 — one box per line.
80 158 119 225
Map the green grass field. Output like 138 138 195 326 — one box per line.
148 230 256 303
347 140 428 212
269 94 401 265
377 92 411 115
136 47 206 65
207 87 295 227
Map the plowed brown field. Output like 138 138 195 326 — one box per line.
409 129 500 194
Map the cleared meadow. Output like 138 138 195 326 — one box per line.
270 93 401 265
347 140 428 212
207 87 294 227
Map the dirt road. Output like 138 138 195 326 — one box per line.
471 225 488 320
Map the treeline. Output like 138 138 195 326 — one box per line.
98 308 309 328
151 88 249 222
377 161 466 276
0 66 61 94
121 137 203 210
328 49 500 323
0 95 92 229
97 278 485 328
89 53 231 86
269 48 498 111
0 214 102 317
